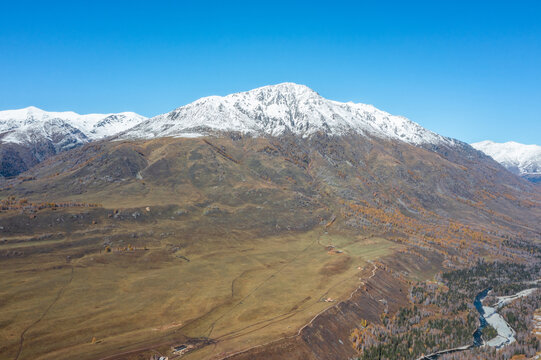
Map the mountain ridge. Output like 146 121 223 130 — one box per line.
472 140 541 183
118 83 457 146
0 106 147 177
0 106 147 144
2 84 538 185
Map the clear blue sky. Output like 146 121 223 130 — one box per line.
1 1 540 144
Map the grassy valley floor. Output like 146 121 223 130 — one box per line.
0 208 398 360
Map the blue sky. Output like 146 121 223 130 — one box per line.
1 1 540 144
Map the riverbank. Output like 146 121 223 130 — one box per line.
483 288 538 348
416 344 473 360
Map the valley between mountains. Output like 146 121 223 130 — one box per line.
0 84 540 360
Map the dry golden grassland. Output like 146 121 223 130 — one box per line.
0 212 397 360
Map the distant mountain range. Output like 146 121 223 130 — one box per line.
0 106 147 146
0 106 146 176
472 140 541 183
0 83 539 183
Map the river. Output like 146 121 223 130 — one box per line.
418 286 537 360
472 287 491 347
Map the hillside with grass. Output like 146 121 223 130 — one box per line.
0 130 540 360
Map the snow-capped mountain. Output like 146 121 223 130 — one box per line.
120 83 456 146
472 140 541 182
0 106 147 149
0 106 147 177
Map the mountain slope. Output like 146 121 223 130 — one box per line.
120 83 455 146
1 133 540 360
472 140 541 183
0 106 146 177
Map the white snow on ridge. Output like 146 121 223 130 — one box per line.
120 83 456 146
0 106 147 148
1 84 459 149
472 140 541 176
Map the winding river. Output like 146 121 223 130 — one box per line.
472 287 492 347
418 286 537 360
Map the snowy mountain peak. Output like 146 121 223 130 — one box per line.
21 105 44 113
121 83 454 146
247 82 318 95
0 107 147 147
246 82 321 101
472 140 541 177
